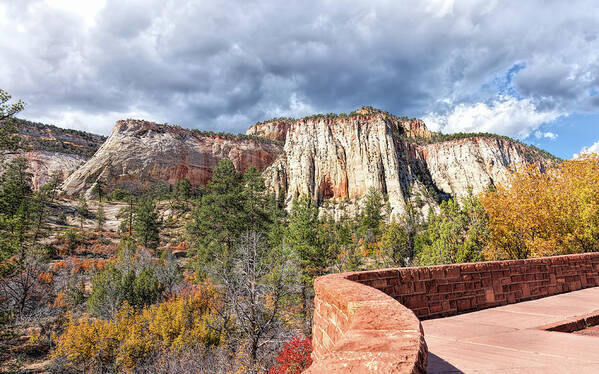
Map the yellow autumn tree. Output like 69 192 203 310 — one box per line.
53 285 225 372
480 154 599 260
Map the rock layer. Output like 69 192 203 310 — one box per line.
58 107 556 217
255 109 555 218
61 119 283 197
3 150 87 189
1 119 105 189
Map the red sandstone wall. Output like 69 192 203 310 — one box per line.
348 253 599 319
306 274 427 373
308 253 599 373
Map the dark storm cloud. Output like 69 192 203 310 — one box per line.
1 0 599 136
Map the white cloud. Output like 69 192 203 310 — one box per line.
423 96 561 139
573 140 599 159
27 108 164 135
534 130 558 140
46 0 106 26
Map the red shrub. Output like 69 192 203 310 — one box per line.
269 335 312 374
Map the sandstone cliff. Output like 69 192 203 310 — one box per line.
252 107 557 218
1 119 105 189
56 106 558 218
3 150 87 189
246 119 292 143
61 119 283 197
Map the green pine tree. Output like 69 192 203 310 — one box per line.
0 158 34 271
96 204 106 231
188 159 267 277
76 197 89 229
0 89 25 151
415 190 488 265
285 195 333 322
117 196 136 236
133 197 160 249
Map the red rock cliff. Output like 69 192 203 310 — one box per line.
61 119 283 197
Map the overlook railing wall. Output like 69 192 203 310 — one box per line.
308 252 599 373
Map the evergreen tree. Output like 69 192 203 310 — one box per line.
285 196 331 321
286 196 323 282
96 204 106 231
117 196 135 236
0 157 33 217
92 179 106 202
41 171 62 203
76 197 89 229
242 165 271 234
326 214 362 272
133 197 160 249
358 187 384 238
0 158 34 271
379 221 412 267
175 178 192 200
187 159 267 277
0 89 25 151
357 187 384 263
87 243 164 318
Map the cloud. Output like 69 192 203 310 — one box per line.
534 131 558 140
0 0 598 137
423 96 561 139
573 140 599 159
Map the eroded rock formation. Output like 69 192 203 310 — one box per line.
1 119 105 189
61 119 283 197
53 106 556 217
253 107 556 218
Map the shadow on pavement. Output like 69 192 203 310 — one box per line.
427 352 464 374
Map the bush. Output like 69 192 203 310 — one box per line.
268 335 312 374
56 211 67 226
53 287 223 372
87 258 162 318
109 188 131 201
86 241 181 318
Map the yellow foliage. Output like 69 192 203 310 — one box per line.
53 285 224 372
481 154 599 260
144 286 223 350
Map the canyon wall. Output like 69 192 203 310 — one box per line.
3 150 87 189
61 119 283 197
1 119 105 189
50 106 556 215
251 108 555 218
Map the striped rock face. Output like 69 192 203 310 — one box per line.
61 119 283 198
257 110 556 219
59 108 556 217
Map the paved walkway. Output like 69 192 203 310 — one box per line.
423 286 599 373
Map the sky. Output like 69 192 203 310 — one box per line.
1 0 598 159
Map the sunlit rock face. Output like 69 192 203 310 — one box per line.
256 108 555 218
59 107 556 218
61 119 283 197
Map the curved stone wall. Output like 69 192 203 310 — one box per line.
306 273 428 373
307 253 599 373
349 252 599 320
